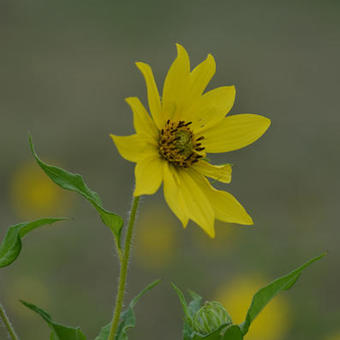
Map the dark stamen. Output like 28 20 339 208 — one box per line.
184 121 192 126
185 152 194 160
196 147 205 151
196 136 204 141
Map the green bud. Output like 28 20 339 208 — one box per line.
193 301 232 335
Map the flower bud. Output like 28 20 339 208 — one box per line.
193 301 232 335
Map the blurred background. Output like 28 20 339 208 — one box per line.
0 1 339 339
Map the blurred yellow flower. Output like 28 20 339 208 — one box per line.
216 275 290 340
4 275 50 318
134 205 176 269
325 332 340 340
10 160 70 219
111 44 270 237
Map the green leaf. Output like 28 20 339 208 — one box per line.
29 135 124 247
171 283 194 340
21 300 86 340
185 290 203 339
240 253 326 335
187 290 203 319
191 324 230 340
95 323 110 340
222 325 243 340
95 280 160 340
171 283 191 320
0 218 66 268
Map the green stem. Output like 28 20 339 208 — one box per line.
108 195 140 340
0 303 19 340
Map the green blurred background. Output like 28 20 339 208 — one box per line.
1 1 339 339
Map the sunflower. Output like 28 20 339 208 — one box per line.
111 44 270 237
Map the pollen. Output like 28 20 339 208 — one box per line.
159 120 205 167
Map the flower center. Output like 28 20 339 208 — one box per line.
159 120 205 167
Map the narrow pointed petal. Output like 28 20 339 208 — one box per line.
162 44 191 121
136 62 163 128
178 170 215 238
188 53 216 100
163 163 189 227
187 86 236 130
197 173 253 225
110 134 157 162
203 114 271 153
193 160 232 183
125 97 158 140
134 156 163 196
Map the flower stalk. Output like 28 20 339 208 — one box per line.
108 195 140 340
0 303 19 340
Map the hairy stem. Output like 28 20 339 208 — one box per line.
108 195 140 340
0 303 19 340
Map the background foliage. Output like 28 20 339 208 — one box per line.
0 1 339 339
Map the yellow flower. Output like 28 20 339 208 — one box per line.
134 204 176 269
216 275 290 340
111 44 270 237
10 161 71 219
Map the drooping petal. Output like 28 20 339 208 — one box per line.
178 169 215 237
162 44 191 121
187 86 236 130
134 156 163 196
202 114 271 153
191 170 253 225
110 134 158 162
193 160 232 183
163 163 189 227
125 97 158 140
135 62 163 128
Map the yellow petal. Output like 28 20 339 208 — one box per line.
188 53 216 101
197 174 253 225
135 62 163 128
178 170 215 237
187 86 236 130
134 156 163 196
203 114 271 153
163 163 189 227
193 160 232 183
162 44 191 121
110 134 157 162
125 97 158 140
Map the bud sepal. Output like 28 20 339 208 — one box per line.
193 301 232 335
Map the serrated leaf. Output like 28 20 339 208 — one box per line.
240 253 326 335
21 300 86 340
29 135 124 247
95 280 160 340
0 218 66 268
222 325 243 340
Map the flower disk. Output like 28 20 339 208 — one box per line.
111 44 271 238
159 120 205 168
